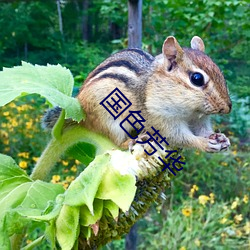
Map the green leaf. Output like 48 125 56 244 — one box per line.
0 154 65 244
3 210 31 237
56 205 80 250
79 199 103 226
0 62 85 122
0 182 33 218
27 199 63 222
0 231 10 250
103 200 119 219
0 176 32 201
80 226 92 240
65 142 96 165
45 221 56 249
0 154 30 181
96 167 136 212
20 181 64 213
64 154 111 213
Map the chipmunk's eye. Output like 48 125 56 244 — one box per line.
190 72 204 87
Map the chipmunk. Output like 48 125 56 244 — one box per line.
43 36 232 153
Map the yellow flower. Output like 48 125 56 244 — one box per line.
9 102 16 108
198 195 210 206
209 193 215 204
0 130 8 138
221 162 228 167
18 152 29 159
51 175 61 183
3 138 9 145
244 221 250 234
194 238 201 247
11 119 18 127
75 159 81 165
3 111 9 116
221 232 227 238
32 157 39 162
182 207 192 217
232 150 237 156
243 195 248 204
26 121 33 129
19 161 28 169
234 214 243 224
189 184 199 197
179 247 186 250
62 160 69 166
231 197 240 209
66 176 75 182
220 217 228 224
70 165 77 172
63 182 69 189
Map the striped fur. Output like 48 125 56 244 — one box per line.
76 36 232 153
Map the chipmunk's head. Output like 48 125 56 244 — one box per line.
151 36 232 117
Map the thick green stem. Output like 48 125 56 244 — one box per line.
30 126 117 181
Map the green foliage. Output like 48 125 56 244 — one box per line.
0 144 140 249
0 62 84 122
138 197 249 249
0 154 64 249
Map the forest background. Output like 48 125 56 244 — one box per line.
0 0 249 249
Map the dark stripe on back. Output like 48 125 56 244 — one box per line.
96 73 130 85
125 48 154 62
91 60 140 79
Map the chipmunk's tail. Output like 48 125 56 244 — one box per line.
41 106 62 130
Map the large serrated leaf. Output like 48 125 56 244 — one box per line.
0 62 85 121
0 154 65 246
20 181 64 213
64 154 110 213
96 167 136 212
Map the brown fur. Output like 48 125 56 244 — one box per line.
77 36 232 152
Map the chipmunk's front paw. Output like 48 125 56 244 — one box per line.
206 133 230 152
121 132 149 152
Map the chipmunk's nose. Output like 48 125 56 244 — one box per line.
219 101 232 114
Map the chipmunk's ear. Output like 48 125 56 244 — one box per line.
162 36 184 63
191 36 205 52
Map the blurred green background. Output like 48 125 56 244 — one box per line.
0 0 249 249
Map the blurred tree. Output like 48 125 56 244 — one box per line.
128 0 142 48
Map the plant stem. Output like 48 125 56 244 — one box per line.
30 126 117 181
